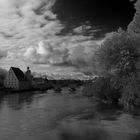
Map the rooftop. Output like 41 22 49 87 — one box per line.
11 67 27 81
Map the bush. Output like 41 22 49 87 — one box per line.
82 77 121 103
95 30 140 108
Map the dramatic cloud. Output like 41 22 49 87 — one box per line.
0 0 104 75
0 0 62 50
72 23 101 36
24 36 103 75
24 40 69 65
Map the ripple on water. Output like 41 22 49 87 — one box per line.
0 91 140 140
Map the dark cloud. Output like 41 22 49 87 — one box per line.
54 0 135 37
0 0 137 75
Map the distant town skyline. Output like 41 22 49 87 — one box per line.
0 0 136 75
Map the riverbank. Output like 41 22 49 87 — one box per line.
0 79 84 93
82 77 140 113
1 76 140 115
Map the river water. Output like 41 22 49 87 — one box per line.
0 88 140 140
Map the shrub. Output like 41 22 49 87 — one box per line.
95 30 140 108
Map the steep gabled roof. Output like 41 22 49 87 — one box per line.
11 67 27 81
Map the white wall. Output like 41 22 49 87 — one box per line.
4 68 19 90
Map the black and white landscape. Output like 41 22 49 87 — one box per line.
0 0 140 140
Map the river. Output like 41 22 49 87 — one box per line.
0 88 140 140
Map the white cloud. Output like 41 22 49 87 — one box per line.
24 40 69 65
23 36 102 74
0 50 7 59
0 0 61 50
0 0 105 74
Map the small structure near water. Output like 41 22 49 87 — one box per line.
4 67 32 91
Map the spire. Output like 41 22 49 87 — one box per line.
27 67 30 71
25 66 32 81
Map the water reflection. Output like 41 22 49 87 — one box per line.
132 133 140 140
5 92 34 110
49 122 110 140
0 89 139 140
94 101 123 121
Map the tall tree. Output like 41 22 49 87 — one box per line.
128 0 140 37
96 30 140 77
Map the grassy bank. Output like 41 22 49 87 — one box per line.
82 76 140 112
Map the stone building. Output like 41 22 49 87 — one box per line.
4 67 32 90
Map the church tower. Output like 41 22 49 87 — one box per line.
25 67 32 81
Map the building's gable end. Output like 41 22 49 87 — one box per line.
10 68 19 89
4 67 31 90
4 68 13 84
4 67 19 89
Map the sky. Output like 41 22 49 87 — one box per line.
0 0 136 75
